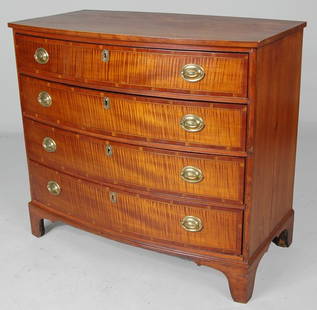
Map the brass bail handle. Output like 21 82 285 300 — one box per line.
38 91 52 107
181 64 205 82
181 216 203 232
180 114 205 132
180 166 204 183
42 137 57 152
47 181 61 196
34 47 49 64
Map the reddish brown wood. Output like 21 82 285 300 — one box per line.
20 71 250 104
225 264 258 303
272 209 294 248
15 34 248 98
8 10 306 48
12 28 253 53
247 30 303 257
20 75 247 153
30 200 245 264
195 236 268 303
241 48 257 259
23 118 245 204
29 204 45 237
24 113 248 157
28 160 243 254
8 11 306 303
199 258 260 303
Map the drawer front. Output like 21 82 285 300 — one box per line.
20 76 247 152
15 34 248 98
24 119 245 204
29 161 243 254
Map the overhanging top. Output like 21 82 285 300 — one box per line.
8 10 307 48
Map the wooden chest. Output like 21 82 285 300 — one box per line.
8 10 306 303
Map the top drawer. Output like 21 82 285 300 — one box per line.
15 34 248 98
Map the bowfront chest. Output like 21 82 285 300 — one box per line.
8 10 306 303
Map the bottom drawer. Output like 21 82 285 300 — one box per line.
29 161 243 255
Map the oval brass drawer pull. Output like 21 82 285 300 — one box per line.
180 64 205 82
180 166 204 183
180 114 205 132
181 216 203 232
37 91 52 107
42 137 57 152
47 181 61 196
34 47 49 64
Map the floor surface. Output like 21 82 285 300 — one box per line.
0 122 316 310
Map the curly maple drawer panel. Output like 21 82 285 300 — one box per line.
20 76 247 153
29 160 243 255
15 34 248 98
24 119 245 204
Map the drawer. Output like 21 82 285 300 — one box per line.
29 161 243 254
24 119 245 204
15 34 248 98
20 76 247 153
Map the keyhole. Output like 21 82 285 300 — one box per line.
106 144 113 156
102 49 110 62
103 97 110 109
109 192 117 203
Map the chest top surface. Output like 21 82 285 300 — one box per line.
8 9 306 303
8 10 306 48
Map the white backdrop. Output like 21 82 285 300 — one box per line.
0 0 315 134
1 3 316 310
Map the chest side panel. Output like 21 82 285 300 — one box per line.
247 30 303 257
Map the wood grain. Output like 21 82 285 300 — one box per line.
247 30 304 257
8 10 306 48
20 75 247 153
8 11 307 304
24 118 245 204
15 34 248 98
28 160 243 254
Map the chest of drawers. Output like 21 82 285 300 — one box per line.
8 10 306 303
